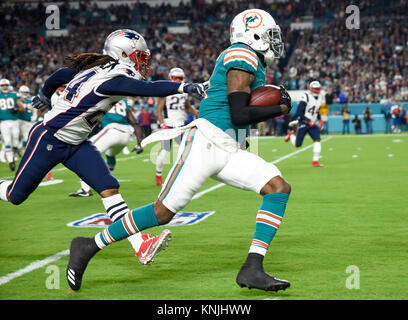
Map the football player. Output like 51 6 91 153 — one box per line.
0 29 206 266
0 78 24 170
17 85 35 150
65 10 293 292
69 97 143 197
284 80 325 167
155 67 198 186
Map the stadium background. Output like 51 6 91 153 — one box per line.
1 0 408 303
1 0 407 133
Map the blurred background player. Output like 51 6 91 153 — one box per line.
17 85 35 152
284 81 325 167
0 78 24 170
69 97 143 197
155 67 198 186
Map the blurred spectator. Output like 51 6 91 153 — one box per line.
401 106 407 131
341 105 351 134
363 106 374 134
319 103 329 134
352 115 362 135
138 107 152 138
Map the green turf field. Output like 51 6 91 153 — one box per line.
0 134 407 300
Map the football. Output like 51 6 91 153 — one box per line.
249 85 282 107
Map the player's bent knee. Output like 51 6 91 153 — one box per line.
153 200 175 225
8 192 26 205
260 176 291 195
100 188 119 198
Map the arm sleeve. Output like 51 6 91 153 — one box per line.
228 91 283 126
96 76 181 97
41 68 77 98
295 101 309 122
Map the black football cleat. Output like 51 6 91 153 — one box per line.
66 237 100 291
236 266 290 292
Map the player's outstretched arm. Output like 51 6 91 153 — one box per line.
227 69 291 126
96 77 206 100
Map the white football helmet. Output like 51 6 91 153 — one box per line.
168 67 185 82
309 81 322 96
0 78 10 94
230 9 284 66
103 29 151 79
19 85 30 99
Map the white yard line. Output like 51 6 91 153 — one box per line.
0 136 333 286
0 250 69 286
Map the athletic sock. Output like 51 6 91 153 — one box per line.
102 194 129 222
95 203 159 249
290 134 296 146
313 141 321 161
0 180 12 201
101 193 144 252
156 149 168 174
249 192 290 256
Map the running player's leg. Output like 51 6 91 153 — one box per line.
309 125 323 166
63 139 152 259
155 139 172 186
0 121 16 169
0 123 63 205
215 149 291 291
294 124 307 147
66 127 224 290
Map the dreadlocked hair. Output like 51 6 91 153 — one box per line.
64 53 117 71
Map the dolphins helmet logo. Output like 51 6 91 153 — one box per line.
243 12 263 31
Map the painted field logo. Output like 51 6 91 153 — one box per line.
67 211 215 228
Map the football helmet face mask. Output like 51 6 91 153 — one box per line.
103 29 151 79
230 9 284 66
19 85 30 99
168 67 185 83
0 78 10 94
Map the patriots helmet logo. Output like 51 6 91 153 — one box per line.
124 32 140 40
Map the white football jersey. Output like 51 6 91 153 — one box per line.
299 91 325 122
43 63 140 145
163 93 188 127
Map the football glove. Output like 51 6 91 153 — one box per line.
160 123 169 129
132 144 143 154
279 85 292 112
179 81 209 101
308 120 317 127
32 89 51 109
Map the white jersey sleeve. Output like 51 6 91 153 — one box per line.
43 63 139 145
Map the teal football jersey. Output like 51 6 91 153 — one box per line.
198 43 266 142
0 92 19 121
18 98 33 122
100 98 130 127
